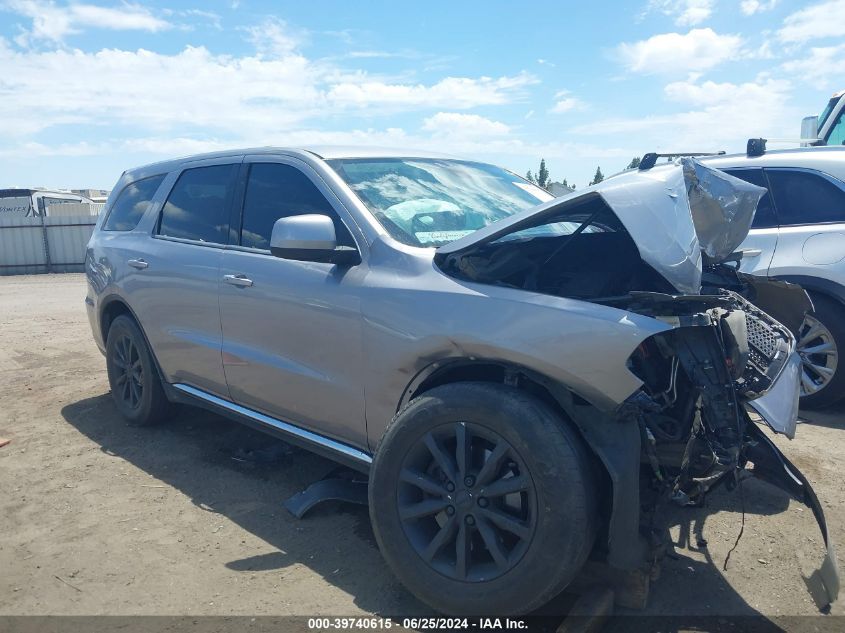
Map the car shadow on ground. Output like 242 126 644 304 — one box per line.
798 402 845 430
61 393 783 627
61 393 427 616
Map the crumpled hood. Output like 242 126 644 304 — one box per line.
437 158 766 295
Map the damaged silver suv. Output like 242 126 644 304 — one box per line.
85 148 839 615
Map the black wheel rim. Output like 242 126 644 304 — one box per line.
397 422 536 582
112 335 143 409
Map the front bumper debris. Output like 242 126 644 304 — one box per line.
745 421 840 607
747 352 801 439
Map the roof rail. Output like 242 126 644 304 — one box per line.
638 151 726 170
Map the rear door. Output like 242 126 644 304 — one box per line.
128 158 241 398
762 168 845 278
218 155 368 448
722 168 779 275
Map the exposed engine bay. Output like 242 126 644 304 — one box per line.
435 158 840 606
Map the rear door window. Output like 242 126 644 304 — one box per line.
764 169 845 225
239 162 353 249
722 168 777 229
158 164 238 244
102 175 165 231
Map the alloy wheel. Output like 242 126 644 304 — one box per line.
112 335 144 409
797 314 838 397
397 422 536 582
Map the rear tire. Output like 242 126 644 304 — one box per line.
105 314 170 425
799 294 845 409
369 382 596 615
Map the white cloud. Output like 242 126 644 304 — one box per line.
615 28 743 74
778 0 845 43
740 0 778 15
179 9 222 31
0 35 537 145
4 0 171 45
0 40 322 138
644 0 715 26
347 50 400 58
570 77 797 150
781 43 845 87
326 73 537 109
550 90 584 113
242 17 304 57
422 112 510 140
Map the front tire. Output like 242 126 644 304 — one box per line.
799 294 845 408
105 314 170 425
369 382 596 615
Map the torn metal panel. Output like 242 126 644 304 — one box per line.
681 157 766 262
437 159 769 298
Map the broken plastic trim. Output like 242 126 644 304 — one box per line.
745 422 840 607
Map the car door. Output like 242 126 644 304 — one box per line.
722 167 779 275
762 168 845 278
127 158 241 398
218 156 368 448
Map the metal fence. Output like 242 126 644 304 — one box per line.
0 214 97 275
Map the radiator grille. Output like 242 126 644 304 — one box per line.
745 313 779 359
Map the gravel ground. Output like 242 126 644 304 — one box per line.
0 273 843 625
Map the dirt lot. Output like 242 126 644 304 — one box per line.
1 273 843 623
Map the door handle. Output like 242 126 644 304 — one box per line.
223 274 254 288
127 258 149 270
739 248 762 257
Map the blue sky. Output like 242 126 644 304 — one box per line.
1 0 843 190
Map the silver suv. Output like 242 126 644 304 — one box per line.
85 148 838 614
708 147 845 408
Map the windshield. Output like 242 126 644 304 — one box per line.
327 158 552 247
819 96 839 129
826 108 845 145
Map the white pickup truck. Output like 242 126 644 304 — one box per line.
802 90 845 146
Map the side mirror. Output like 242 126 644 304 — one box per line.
801 115 819 146
270 214 360 266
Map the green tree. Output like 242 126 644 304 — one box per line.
589 166 604 186
561 178 568 188
626 157 641 169
526 169 536 184
537 158 550 189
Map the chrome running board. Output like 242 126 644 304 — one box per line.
172 383 372 469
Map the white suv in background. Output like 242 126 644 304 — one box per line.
702 147 845 407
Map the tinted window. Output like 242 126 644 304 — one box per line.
102 175 165 231
240 163 352 249
765 169 845 225
722 168 777 229
158 164 237 243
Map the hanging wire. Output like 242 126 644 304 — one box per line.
722 475 746 571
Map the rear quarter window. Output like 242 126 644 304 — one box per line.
102 174 165 231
